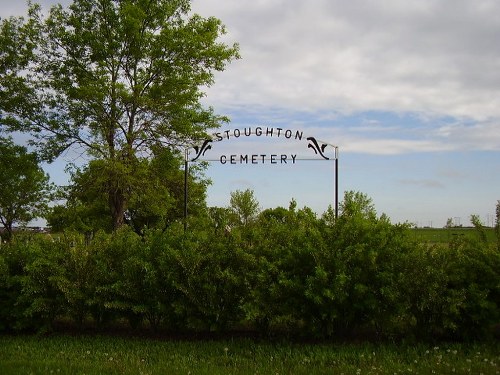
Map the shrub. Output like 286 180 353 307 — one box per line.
0 191 497 340
153 218 251 331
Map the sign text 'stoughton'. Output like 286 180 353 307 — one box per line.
214 127 303 142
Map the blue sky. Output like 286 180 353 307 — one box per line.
2 0 500 227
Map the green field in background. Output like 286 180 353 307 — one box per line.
411 227 496 243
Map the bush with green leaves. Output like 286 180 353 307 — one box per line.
400 238 500 340
85 228 147 328
0 190 498 340
151 217 252 331
242 202 327 334
0 239 39 331
303 192 414 337
15 238 70 332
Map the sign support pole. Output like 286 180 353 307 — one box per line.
335 146 339 219
184 148 188 232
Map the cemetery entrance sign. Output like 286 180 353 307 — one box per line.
191 126 332 163
184 126 339 228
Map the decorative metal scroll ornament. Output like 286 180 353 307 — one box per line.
306 137 329 160
191 139 213 162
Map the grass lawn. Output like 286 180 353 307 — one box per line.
0 334 498 374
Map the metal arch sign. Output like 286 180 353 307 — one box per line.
182 126 339 230
189 126 336 163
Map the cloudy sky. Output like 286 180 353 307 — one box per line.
3 0 500 226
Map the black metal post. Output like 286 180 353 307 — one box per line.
184 149 188 232
335 147 339 219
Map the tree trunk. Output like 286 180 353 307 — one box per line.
0 216 13 243
109 189 126 231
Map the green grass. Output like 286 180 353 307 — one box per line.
0 335 499 374
411 227 497 244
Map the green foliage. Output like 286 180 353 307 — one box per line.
471 214 488 244
229 189 260 226
15 239 69 332
47 150 209 234
86 228 145 327
400 238 500 340
0 137 54 241
0 239 38 331
0 190 498 341
0 0 240 229
242 203 324 334
150 218 251 331
0 254 10 331
308 192 414 337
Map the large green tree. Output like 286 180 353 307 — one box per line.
48 149 209 234
0 137 53 241
0 0 239 229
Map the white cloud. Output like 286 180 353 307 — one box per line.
398 178 445 189
5 0 499 124
193 0 500 123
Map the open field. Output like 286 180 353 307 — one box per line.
0 334 499 374
411 227 497 244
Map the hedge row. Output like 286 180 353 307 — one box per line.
1 202 499 340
